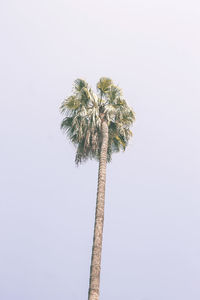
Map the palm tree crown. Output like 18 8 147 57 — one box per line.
60 77 135 164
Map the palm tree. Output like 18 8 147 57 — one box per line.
60 77 135 300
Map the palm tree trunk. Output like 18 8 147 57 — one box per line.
88 120 108 300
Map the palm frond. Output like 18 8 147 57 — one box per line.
96 77 113 97
106 85 122 103
73 78 88 92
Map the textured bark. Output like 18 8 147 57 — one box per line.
88 120 108 300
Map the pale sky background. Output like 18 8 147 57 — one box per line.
0 0 200 299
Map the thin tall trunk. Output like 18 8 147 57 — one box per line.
88 120 108 300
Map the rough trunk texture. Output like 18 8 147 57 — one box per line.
88 120 108 300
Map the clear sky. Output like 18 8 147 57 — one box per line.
0 0 200 299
